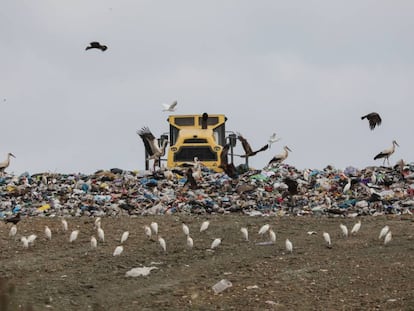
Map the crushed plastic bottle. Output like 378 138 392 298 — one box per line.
212 279 232 294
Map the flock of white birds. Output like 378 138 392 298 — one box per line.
5 217 393 258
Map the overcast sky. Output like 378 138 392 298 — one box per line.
1 1 413 175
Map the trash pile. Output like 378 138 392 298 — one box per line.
1 162 414 218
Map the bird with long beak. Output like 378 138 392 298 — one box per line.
268 146 292 166
374 140 399 166
0 153 15 175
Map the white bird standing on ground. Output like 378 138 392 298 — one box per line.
61 219 68 232
150 222 158 235
268 146 292 165
240 227 249 241
137 127 169 170
121 231 129 243
182 223 190 236
323 232 332 248
27 234 37 246
45 226 52 240
340 224 348 238
374 140 399 166
0 153 16 175
94 217 101 229
162 100 177 112
384 231 392 245
211 238 222 250
268 133 281 148
379 225 390 240
9 225 17 237
144 225 152 239
258 224 270 235
91 236 97 249
158 236 166 252
69 230 79 243
351 221 361 235
21 236 29 248
186 236 194 249
113 246 123 256
285 239 293 253
269 229 276 243
97 227 105 242
200 220 210 232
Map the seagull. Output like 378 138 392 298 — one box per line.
339 224 348 238
85 41 107 51
361 112 382 130
69 230 79 243
0 153 15 175
158 236 166 252
91 236 97 249
268 146 292 165
268 133 281 148
182 223 190 236
323 232 332 248
120 231 129 244
113 246 123 256
351 221 361 235
45 226 52 240
374 140 399 166
200 221 210 233
137 127 169 170
258 224 270 235
379 225 390 240
211 238 222 250
384 231 392 245
162 101 177 112
240 227 249 241
285 239 293 253
237 133 269 158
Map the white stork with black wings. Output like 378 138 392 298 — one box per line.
137 127 168 169
237 133 269 158
374 140 399 166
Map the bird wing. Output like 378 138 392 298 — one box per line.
90 41 100 47
137 127 160 156
237 133 253 155
248 144 269 157
170 101 177 109
368 113 382 130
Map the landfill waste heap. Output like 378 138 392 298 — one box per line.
1 162 414 218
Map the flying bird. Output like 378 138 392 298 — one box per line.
113 246 124 256
268 133 281 148
285 239 293 253
268 146 292 165
85 41 107 51
137 127 169 170
240 227 249 241
374 140 399 166
120 231 129 244
200 221 210 233
0 153 15 174
379 225 390 240
351 221 361 235
211 238 222 250
237 133 269 158
219 144 238 179
339 224 348 238
162 101 177 112
361 112 382 130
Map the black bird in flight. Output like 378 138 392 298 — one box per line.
237 133 269 158
4 212 21 225
361 112 382 130
85 42 108 51
219 144 238 179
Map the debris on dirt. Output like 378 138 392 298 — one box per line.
212 279 232 294
125 267 158 277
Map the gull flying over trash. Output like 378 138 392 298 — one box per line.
162 101 177 112
361 112 382 130
137 127 169 170
85 41 108 51
374 140 399 166
237 133 269 158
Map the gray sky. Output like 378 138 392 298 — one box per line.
2 1 413 174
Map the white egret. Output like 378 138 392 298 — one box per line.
200 221 210 233
91 236 97 249
285 239 293 253
162 101 177 112
339 224 348 238
269 229 276 244
182 223 190 236
187 236 194 249
158 236 166 252
113 246 124 256
45 226 52 240
21 236 29 248
379 226 390 240
240 227 249 241
150 222 158 235
121 231 129 244
61 219 68 232
144 225 152 239
323 232 332 248
69 230 79 243
211 238 222 250
258 224 270 235
27 234 37 245
9 225 17 237
97 228 105 242
351 221 361 235
384 231 392 245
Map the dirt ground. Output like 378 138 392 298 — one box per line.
0 214 413 311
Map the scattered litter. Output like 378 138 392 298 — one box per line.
212 279 232 294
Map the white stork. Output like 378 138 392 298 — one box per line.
374 140 399 166
0 153 15 175
268 146 291 166
137 127 168 170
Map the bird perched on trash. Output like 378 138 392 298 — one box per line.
361 112 382 130
137 127 169 170
219 144 238 179
200 221 210 233
184 167 198 190
0 153 15 175
4 212 21 225
268 146 292 165
237 133 269 158
85 41 107 51
162 101 177 112
268 133 281 148
374 140 399 166
351 221 361 235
